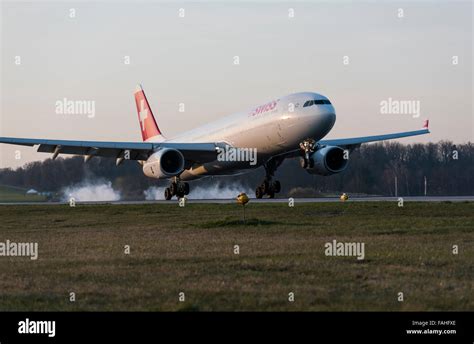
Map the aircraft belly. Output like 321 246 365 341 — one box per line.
180 159 261 181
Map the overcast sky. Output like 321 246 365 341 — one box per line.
1 0 472 168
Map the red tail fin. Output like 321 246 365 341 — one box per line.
134 84 163 141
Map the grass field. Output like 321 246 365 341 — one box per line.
0 185 46 202
0 201 472 311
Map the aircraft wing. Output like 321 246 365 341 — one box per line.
319 120 430 149
0 137 221 164
270 120 430 161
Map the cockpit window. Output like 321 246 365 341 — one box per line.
303 99 331 107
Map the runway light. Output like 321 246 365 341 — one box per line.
340 193 349 202
236 193 249 224
236 193 249 205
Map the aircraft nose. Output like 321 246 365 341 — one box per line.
322 109 336 127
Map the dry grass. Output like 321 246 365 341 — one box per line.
0 201 472 311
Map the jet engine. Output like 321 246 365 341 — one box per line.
302 146 349 176
143 148 185 179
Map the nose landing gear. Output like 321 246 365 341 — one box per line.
300 138 317 169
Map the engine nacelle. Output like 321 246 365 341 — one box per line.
143 148 185 179
303 146 349 176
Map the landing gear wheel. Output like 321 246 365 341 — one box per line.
256 187 264 199
262 180 270 194
273 180 281 193
184 182 190 195
170 182 177 195
164 179 191 200
255 158 284 199
164 188 172 200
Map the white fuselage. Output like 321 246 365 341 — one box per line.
156 92 336 181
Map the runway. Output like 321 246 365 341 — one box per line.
1 196 473 205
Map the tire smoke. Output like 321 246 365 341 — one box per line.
62 181 121 202
144 182 254 200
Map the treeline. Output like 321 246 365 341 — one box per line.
0 141 472 199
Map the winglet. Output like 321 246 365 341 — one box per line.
422 119 429 129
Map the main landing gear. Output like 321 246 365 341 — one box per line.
255 158 283 199
164 177 189 200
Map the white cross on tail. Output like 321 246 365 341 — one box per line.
139 99 148 131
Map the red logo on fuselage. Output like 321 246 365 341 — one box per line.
250 100 277 116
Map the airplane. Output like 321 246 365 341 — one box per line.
0 85 430 200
